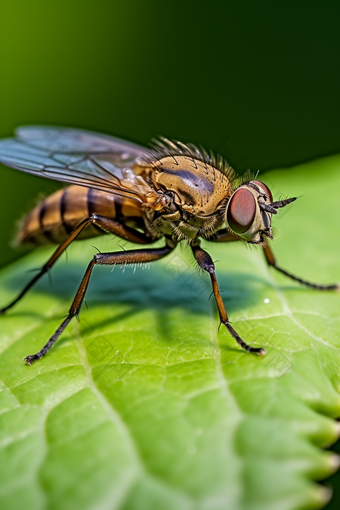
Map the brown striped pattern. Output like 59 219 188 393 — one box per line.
17 185 145 245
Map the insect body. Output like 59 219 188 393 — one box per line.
18 185 145 245
0 126 338 364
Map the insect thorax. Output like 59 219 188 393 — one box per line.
143 154 234 241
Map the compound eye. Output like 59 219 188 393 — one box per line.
227 188 256 234
254 180 273 202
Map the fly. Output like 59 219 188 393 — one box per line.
0 126 338 364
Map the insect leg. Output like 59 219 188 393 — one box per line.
207 228 240 243
24 239 176 365
263 243 339 290
192 243 265 356
0 215 155 314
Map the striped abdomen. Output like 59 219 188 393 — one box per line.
18 185 145 245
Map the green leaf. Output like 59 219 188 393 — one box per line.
1 155 340 510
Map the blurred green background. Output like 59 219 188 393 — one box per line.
0 1 340 507
1 0 340 268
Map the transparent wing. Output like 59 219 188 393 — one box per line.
16 126 146 163
0 126 152 203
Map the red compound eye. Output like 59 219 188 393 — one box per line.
227 188 256 234
254 180 273 202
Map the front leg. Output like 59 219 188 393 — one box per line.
192 243 265 356
263 243 339 290
207 229 239 243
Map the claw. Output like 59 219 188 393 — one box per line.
24 354 40 366
249 347 266 356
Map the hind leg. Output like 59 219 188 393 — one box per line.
24 239 176 364
0 214 155 314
